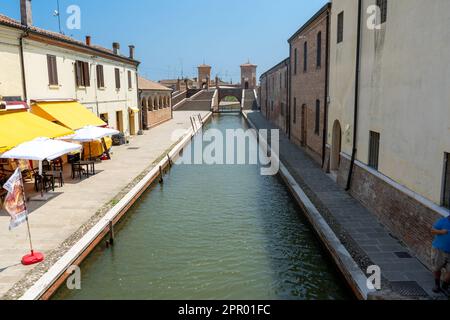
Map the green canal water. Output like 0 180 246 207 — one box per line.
54 114 351 300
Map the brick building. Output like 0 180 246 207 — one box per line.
241 62 257 89
326 0 450 266
289 3 331 165
259 58 289 134
138 76 172 129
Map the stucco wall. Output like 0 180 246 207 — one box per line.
327 0 359 156
0 26 23 99
21 38 139 136
357 0 450 205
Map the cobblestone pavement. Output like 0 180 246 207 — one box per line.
0 110 208 299
245 110 445 300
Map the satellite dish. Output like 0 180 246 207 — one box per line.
53 10 59 16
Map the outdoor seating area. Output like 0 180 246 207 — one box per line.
0 100 120 206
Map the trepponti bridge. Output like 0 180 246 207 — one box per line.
174 87 259 114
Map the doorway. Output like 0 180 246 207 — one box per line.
129 112 136 135
245 81 249 89
330 120 342 172
116 111 124 133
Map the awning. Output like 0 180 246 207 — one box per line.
129 107 140 114
31 101 106 131
0 110 74 154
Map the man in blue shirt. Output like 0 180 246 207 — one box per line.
431 215 450 294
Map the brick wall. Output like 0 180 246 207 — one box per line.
289 8 329 165
337 154 440 267
259 59 289 134
147 107 172 128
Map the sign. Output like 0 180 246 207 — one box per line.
3 168 28 230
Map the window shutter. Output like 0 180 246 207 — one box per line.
96 65 104 88
75 61 82 87
47 55 58 85
128 71 132 89
83 62 90 87
52 57 58 85
115 68 121 89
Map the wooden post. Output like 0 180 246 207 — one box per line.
159 166 164 184
106 220 115 247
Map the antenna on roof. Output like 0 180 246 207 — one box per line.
53 0 63 34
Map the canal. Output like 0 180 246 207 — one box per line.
54 114 351 300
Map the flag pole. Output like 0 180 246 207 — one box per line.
16 165 44 266
25 217 34 255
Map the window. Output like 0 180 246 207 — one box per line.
337 11 344 43
75 60 90 87
377 0 387 24
115 68 121 90
316 32 322 68
96 65 105 88
279 73 282 89
47 55 58 85
285 71 288 88
303 42 308 72
443 153 450 209
293 98 297 124
294 48 298 75
368 131 380 170
315 100 320 135
271 101 274 112
100 113 109 125
128 70 133 89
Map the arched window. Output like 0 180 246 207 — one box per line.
317 32 322 68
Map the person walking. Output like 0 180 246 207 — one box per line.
431 215 450 294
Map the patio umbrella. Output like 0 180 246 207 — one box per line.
62 126 119 160
0 137 82 174
1 138 82 199
66 126 119 142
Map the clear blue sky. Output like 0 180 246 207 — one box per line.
1 0 328 82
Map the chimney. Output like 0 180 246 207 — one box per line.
129 45 135 60
20 0 33 27
85 36 91 46
112 42 120 55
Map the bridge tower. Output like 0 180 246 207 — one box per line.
240 61 257 89
197 64 211 89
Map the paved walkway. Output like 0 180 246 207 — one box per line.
0 110 208 298
245 111 443 299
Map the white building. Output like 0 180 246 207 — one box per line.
0 0 140 136
327 0 450 264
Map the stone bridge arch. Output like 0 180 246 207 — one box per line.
218 88 243 103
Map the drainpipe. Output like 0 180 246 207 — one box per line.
288 43 292 139
322 8 330 168
346 0 363 191
19 30 29 102
135 70 143 131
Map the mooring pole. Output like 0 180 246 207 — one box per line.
106 220 115 247
167 154 172 167
190 116 195 132
159 166 164 183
